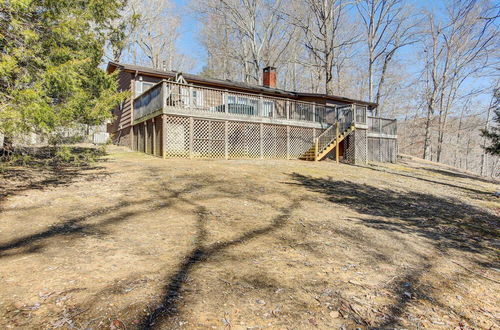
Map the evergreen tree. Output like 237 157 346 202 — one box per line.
0 0 128 149
481 88 500 156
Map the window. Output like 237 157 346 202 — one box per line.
225 95 257 115
135 80 142 95
227 95 236 104
192 90 204 107
135 77 155 96
180 87 190 105
263 101 274 117
142 82 155 93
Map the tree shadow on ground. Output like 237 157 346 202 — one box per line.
0 175 224 259
0 146 108 205
288 173 498 327
135 169 302 329
288 173 498 255
422 167 498 185
360 164 493 198
140 202 300 329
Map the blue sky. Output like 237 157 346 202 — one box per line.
172 0 447 74
170 0 495 108
173 0 205 73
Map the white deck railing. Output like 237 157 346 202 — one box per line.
367 116 397 136
133 80 370 127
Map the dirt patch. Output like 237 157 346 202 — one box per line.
0 146 498 329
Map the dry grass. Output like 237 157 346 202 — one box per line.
0 146 498 329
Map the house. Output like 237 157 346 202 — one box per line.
106 62 397 163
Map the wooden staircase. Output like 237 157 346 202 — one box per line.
300 120 356 162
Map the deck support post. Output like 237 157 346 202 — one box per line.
152 117 156 156
336 123 339 164
286 125 290 160
144 121 148 154
189 117 194 159
259 123 264 159
224 121 229 160
162 115 167 159
314 138 319 161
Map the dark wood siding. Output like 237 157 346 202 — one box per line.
108 71 133 146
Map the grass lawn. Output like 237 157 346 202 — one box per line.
0 146 498 329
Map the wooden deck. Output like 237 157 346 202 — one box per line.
130 80 397 163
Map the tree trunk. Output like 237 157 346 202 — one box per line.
454 105 465 167
325 50 334 95
375 51 395 116
368 58 373 103
423 105 433 160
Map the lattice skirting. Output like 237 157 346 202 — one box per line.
134 115 324 159
345 128 367 165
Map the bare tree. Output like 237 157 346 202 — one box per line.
355 0 420 114
195 0 293 84
123 0 195 72
421 0 498 161
285 0 358 95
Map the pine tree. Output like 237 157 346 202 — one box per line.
0 0 128 150
481 88 500 156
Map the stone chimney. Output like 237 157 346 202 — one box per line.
263 66 277 88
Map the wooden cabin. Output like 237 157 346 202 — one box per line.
106 62 397 163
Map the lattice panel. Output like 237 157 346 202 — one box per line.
210 121 226 159
192 119 225 159
289 126 314 159
227 122 260 158
262 125 287 159
345 128 367 164
165 116 190 158
315 128 326 138
192 119 209 158
159 116 328 160
354 129 367 164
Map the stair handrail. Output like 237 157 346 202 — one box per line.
315 122 337 156
313 110 354 157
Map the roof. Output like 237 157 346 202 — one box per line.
107 61 377 107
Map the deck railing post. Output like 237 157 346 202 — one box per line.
259 95 263 117
189 85 193 109
286 100 290 120
224 90 228 114
161 80 167 111
312 102 316 122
